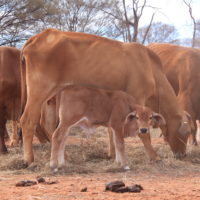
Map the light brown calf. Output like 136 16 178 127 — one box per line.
50 86 165 172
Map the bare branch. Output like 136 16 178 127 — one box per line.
183 0 196 47
141 12 155 44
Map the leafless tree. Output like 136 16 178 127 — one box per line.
138 22 179 45
183 0 197 47
196 20 200 47
39 0 106 34
0 0 58 47
0 0 159 47
99 0 157 42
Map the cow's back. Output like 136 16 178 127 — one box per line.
23 29 157 105
148 43 200 120
148 43 200 95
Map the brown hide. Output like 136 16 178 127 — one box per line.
50 86 165 170
148 43 200 145
39 96 58 142
0 47 21 153
0 47 49 151
20 28 189 165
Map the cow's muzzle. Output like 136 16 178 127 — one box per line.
139 128 148 134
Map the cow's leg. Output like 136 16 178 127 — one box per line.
196 120 200 143
159 125 168 144
108 128 116 159
20 99 45 165
138 133 159 161
10 121 19 146
0 116 8 154
113 131 129 170
191 121 198 145
50 124 68 171
4 127 10 142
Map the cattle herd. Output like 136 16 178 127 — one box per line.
0 28 200 172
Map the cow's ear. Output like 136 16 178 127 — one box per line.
184 110 192 121
125 111 137 123
151 113 166 126
179 111 194 136
179 121 190 136
183 110 195 130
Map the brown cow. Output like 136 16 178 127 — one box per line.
20 28 190 165
0 47 21 153
50 85 165 171
148 43 200 145
0 47 49 152
196 120 200 142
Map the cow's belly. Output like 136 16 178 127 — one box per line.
73 117 100 137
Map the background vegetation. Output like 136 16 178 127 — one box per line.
0 0 199 48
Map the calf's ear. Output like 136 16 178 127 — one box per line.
152 113 166 126
125 111 137 124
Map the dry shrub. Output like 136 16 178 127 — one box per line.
1 127 200 177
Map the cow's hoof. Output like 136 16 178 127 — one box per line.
27 162 38 171
150 156 161 163
22 162 29 169
123 166 130 171
10 140 19 147
174 152 186 160
0 147 8 154
0 150 8 155
108 154 115 160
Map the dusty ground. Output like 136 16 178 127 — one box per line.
1 126 200 200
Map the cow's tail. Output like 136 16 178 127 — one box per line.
20 49 27 116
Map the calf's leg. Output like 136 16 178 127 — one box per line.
50 124 68 171
113 130 129 170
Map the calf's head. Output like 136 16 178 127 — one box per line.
123 106 166 137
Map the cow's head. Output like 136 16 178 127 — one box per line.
123 105 166 137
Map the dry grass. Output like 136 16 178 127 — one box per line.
1 126 200 177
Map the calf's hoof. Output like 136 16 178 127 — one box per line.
27 162 38 171
52 168 59 174
123 165 130 171
0 147 8 154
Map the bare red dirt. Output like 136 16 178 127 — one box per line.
1 172 200 200
1 127 200 200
